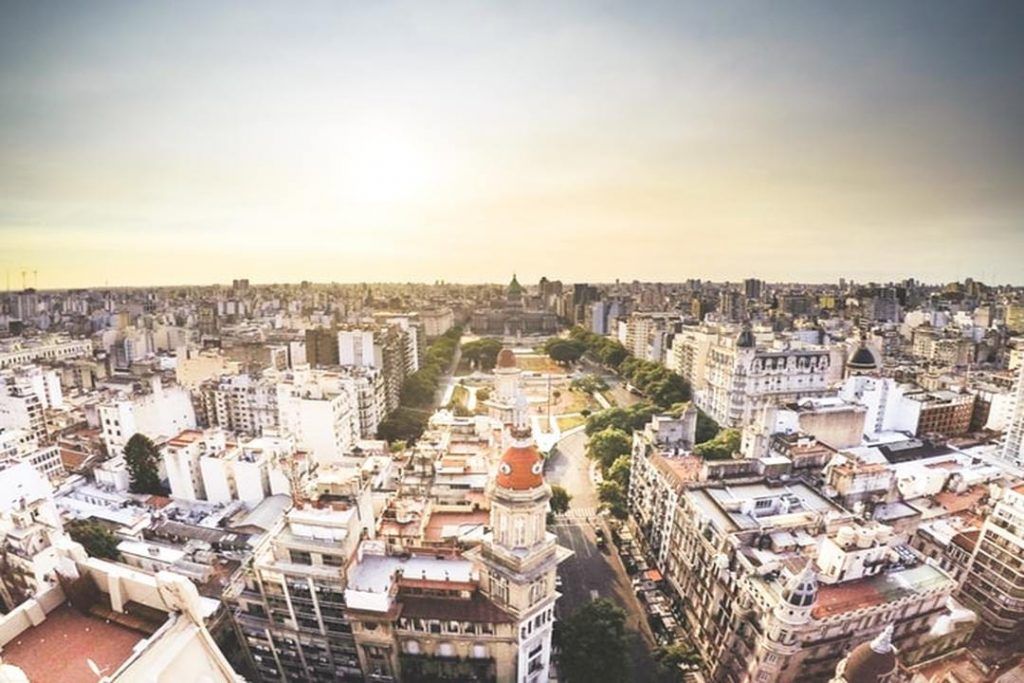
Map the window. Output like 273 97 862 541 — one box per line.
290 550 312 565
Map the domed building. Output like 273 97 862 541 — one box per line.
469 275 560 338
846 341 879 377
831 625 898 683
736 323 756 349
465 389 573 682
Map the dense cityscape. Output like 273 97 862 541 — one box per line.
3 1 1024 682
0 276 1021 682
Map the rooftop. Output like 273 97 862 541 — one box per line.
812 563 951 619
0 603 143 683
347 548 475 595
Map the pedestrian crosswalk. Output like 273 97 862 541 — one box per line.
554 507 599 520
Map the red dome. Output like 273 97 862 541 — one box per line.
496 445 544 490
496 349 517 368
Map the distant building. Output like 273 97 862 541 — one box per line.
471 276 560 337
0 335 92 369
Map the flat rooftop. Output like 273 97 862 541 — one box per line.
812 563 951 619
1 603 143 683
347 551 475 595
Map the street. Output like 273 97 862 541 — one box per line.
546 429 663 681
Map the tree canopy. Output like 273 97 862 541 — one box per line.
461 338 503 370
378 327 463 444
586 427 632 471
584 403 659 437
567 327 691 409
693 428 741 460
555 598 631 682
124 433 163 494
569 374 609 394
549 485 572 515
654 644 702 681
544 338 586 365
66 518 121 560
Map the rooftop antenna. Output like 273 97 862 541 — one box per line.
33 269 38 288
21 269 27 290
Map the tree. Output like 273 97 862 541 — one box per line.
586 428 631 471
401 371 437 407
377 408 428 443
549 485 572 515
570 375 608 394
461 338 503 370
555 599 631 682
607 455 631 489
654 643 702 679
66 519 121 560
124 433 162 494
693 428 741 460
647 374 691 408
694 409 720 444
545 339 586 365
598 480 628 519
585 403 659 436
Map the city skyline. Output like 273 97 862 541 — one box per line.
2 1 1023 287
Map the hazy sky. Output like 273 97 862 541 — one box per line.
1 1 1023 288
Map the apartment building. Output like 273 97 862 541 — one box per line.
163 427 301 505
0 335 93 369
959 483 1024 641
226 472 375 682
0 427 65 482
700 328 839 428
97 376 196 455
638 480 971 683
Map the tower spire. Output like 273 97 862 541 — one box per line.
870 624 894 654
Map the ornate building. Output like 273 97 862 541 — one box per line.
470 276 560 338
339 383 571 682
465 392 572 682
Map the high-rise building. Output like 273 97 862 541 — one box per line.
960 482 1024 640
744 278 764 301
1003 362 1024 466
305 326 340 367
226 471 374 682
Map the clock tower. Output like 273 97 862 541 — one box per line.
466 392 572 682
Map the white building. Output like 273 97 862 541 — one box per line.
163 428 299 505
0 335 92 369
0 428 65 482
0 463 69 607
339 328 377 367
699 327 840 428
97 376 196 455
275 366 361 466
200 432 298 505
838 376 920 439
1003 363 1024 466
